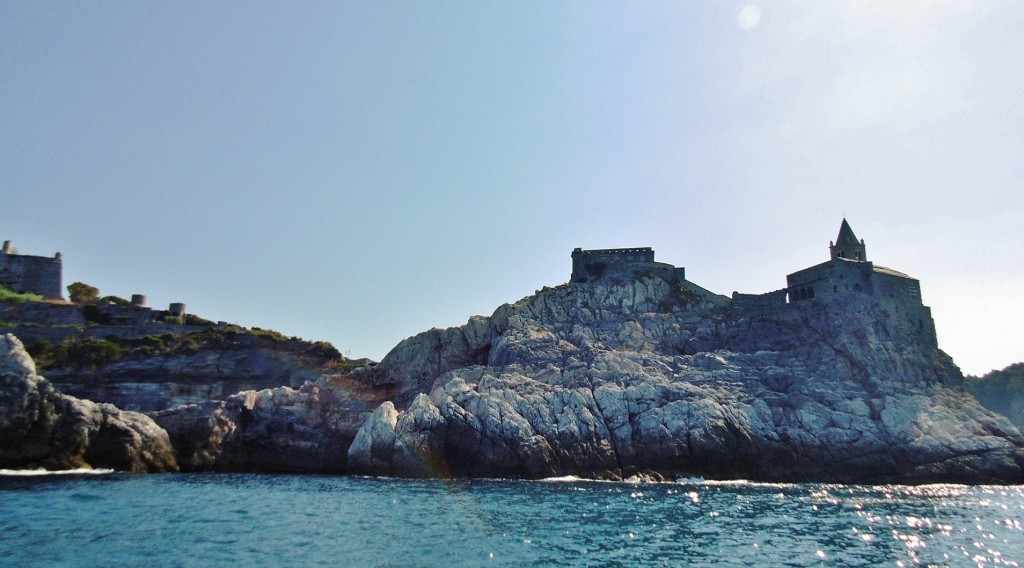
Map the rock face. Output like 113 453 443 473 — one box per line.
48 342 329 413
6 272 1020 483
0 334 177 472
349 278 1024 483
152 377 378 473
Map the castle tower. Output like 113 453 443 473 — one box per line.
829 219 867 261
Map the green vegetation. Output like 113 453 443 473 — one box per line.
0 284 44 303
154 312 214 326
25 326 349 371
100 295 131 306
184 313 215 327
67 282 100 304
0 320 42 327
965 363 1024 427
306 340 342 360
658 285 698 313
28 337 124 370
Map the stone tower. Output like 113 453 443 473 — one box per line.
0 240 63 299
829 218 867 261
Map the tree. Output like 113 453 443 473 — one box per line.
67 282 100 304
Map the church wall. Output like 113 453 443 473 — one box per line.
873 272 922 306
785 261 874 302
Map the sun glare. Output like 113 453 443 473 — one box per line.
738 4 762 30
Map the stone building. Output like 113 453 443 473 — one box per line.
785 220 936 346
570 247 686 284
0 240 63 299
573 220 937 349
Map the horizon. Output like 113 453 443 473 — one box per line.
3 2 1021 376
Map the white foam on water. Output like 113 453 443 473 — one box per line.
539 475 584 483
678 477 802 489
0 468 115 477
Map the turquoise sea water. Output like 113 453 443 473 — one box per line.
1 471 1022 567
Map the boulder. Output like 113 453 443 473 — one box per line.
0 333 177 472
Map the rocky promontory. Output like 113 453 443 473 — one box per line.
2 260 1023 483
346 277 1024 483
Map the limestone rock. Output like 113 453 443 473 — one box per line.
0 333 177 472
48 345 328 412
347 401 399 476
363 321 497 403
153 378 369 472
353 279 1024 483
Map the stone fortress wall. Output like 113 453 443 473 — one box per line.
1 237 201 345
0 240 63 299
731 289 788 310
0 299 207 346
574 220 937 349
570 247 686 284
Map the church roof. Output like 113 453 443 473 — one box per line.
873 265 915 279
835 218 859 244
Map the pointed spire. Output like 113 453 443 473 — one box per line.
835 218 859 245
829 219 867 261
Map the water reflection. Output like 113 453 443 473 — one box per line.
1 474 1022 567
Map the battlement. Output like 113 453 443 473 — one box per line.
0 240 63 299
570 247 684 284
571 247 656 263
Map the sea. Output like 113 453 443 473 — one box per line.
1 471 1022 567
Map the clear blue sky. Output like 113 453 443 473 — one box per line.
2 2 1021 376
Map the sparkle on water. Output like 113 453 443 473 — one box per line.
1 472 1023 567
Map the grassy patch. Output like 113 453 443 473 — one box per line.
0 285 44 303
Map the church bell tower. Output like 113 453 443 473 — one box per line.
829 219 867 261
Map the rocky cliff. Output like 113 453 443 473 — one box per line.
48 346 328 413
151 374 384 473
3 273 1022 483
0 334 177 472
33 328 344 412
347 278 1024 483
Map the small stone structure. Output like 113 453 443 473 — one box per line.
168 303 187 317
0 240 63 299
131 294 147 307
570 247 686 284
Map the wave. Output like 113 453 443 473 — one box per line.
540 475 678 485
676 477 803 489
539 475 585 483
0 468 115 477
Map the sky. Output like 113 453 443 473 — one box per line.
1 2 1021 376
